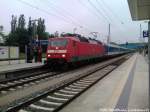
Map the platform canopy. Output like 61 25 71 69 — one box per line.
128 0 150 20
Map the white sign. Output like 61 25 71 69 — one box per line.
0 46 8 59
0 46 19 60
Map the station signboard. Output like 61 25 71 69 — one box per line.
32 40 48 45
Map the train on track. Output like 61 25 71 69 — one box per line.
45 33 131 66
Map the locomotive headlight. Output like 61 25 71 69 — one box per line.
62 54 66 58
48 54 51 57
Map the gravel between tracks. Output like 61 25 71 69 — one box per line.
0 55 128 108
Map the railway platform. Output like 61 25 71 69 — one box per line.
0 62 43 73
59 53 149 112
0 59 45 80
0 58 46 72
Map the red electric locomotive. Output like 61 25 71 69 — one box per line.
46 34 106 66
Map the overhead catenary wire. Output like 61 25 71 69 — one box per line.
87 0 111 23
100 0 125 25
42 0 93 33
96 0 126 31
77 0 103 24
47 0 105 30
44 0 82 26
19 0 92 34
15 0 127 43
86 0 129 43
40 0 80 27
16 0 111 36
77 0 111 39
16 0 81 28
95 0 114 23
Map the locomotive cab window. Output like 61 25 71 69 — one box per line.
49 39 68 47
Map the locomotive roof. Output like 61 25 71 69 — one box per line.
61 33 89 42
60 33 103 45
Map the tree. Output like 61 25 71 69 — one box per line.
28 17 33 36
18 14 25 29
49 34 55 38
11 15 17 33
37 18 48 40
0 25 3 31
0 25 6 43
0 25 4 37
42 32 50 39
6 28 30 51
5 14 49 52
6 14 30 52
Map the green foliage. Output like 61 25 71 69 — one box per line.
5 14 30 52
0 32 5 38
11 15 17 33
0 25 7 44
5 14 49 52
37 18 45 35
28 17 33 36
40 32 49 40
5 28 30 52
18 14 25 29
37 18 48 40
49 34 55 38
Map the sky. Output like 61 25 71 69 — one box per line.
0 0 148 43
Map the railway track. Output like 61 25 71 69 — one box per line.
0 60 100 95
0 66 47 80
4 54 129 112
0 55 127 96
0 70 61 95
0 60 102 95
0 69 50 85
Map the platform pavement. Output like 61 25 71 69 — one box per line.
0 58 46 66
0 59 45 73
59 53 149 112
